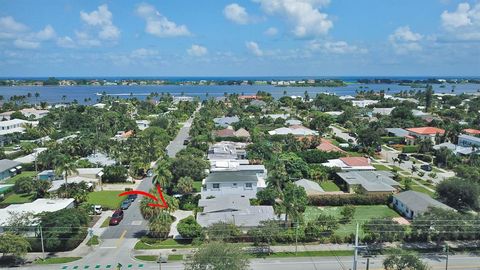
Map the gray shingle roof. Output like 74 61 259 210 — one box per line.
294 179 324 195
385 128 409 137
196 195 278 227
0 159 22 173
337 171 399 192
204 171 260 183
393 191 454 213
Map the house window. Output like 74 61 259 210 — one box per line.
233 183 237 188
245 183 253 189
212 183 220 190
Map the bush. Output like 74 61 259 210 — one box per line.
411 154 432 163
177 216 203 239
381 136 405 145
402 145 418 153
179 194 200 211
309 194 390 206
102 165 128 183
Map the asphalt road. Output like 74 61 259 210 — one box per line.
11 112 201 270
17 254 480 270
330 125 357 144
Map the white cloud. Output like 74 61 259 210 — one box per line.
14 39 40 49
389 26 423 54
56 36 76 48
308 40 367 54
264 27 278 36
35 25 56 41
187 44 208 57
75 31 101 47
131 48 159 58
254 0 332 38
440 2 480 41
80 4 120 40
246 41 263 56
0 16 28 39
136 3 191 37
224 3 250 24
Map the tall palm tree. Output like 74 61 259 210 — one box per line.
55 158 78 186
154 160 172 189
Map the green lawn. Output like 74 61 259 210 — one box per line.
390 166 405 172
4 171 37 184
1 192 35 204
34 257 81 264
372 164 391 171
134 255 157 262
168 254 184 261
134 238 193 250
86 235 99 246
263 250 353 258
86 191 124 210
411 185 435 197
319 181 341 192
193 181 202 192
304 205 400 237
101 217 111 228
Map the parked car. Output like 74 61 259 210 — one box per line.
183 139 189 145
420 164 432 171
109 210 124 226
398 153 410 161
120 200 131 210
127 194 137 202
92 205 102 215
12 145 21 151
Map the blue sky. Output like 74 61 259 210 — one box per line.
0 0 479 77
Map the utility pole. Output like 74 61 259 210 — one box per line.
353 223 366 270
295 220 298 255
39 225 45 259
353 223 358 270
444 244 449 270
366 258 370 270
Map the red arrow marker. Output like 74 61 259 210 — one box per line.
118 184 169 209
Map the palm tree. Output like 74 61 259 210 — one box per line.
154 160 172 189
177 176 194 194
55 158 78 186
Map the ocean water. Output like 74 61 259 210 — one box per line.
0 83 479 104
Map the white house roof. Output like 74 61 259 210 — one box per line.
294 179 324 195
0 198 74 225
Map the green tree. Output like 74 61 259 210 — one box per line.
425 85 433 112
436 178 480 210
54 157 78 187
248 220 282 246
171 156 208 181
154 159 173 189
309 112 333 135
185 241 250 270
363 218 406 243
383 251 430 270
177 216 203 239
148 211 173 239
177 176 194 194
13 177 36 194
0 233 30 261
304 214 339 240
280 182 308 224
102 164 128 183
340 205 356 224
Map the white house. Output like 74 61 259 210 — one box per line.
201 168 266 199
393 191 454 219
352 100 379 108
405 127 445 145
0 119 38 135
0 198 75 226
136 120 150 131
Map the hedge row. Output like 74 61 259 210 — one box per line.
309 194 391 206
381 136 405 145
402 145 419 153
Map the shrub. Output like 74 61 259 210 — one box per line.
411 154 432 163
309 194 390 206
177 216 203 239
402 145 418 153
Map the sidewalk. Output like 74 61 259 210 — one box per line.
168 210 193 239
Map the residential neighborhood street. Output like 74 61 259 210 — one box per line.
14 112 198 270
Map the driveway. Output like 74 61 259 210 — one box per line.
330 125 357 144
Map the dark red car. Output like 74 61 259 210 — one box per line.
109 209 124 226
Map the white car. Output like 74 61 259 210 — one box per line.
93 205 102 215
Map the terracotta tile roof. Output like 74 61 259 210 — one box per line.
123 130 134 138
339 157 370 167
463 129 480 135
239 95 259 100
316 139 345 153
406 127 445 135
215 128 235 137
